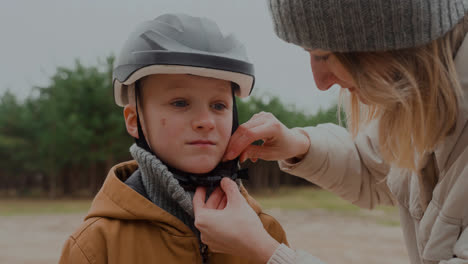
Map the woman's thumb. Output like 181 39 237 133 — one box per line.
220 178 242 205
193 187 207 216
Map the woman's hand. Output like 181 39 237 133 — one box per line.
223 111 310 163
193 178 280 263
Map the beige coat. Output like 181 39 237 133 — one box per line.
270 36 468 264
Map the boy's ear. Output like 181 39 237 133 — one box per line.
123 105 139 139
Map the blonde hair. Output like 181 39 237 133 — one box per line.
335 15 467 172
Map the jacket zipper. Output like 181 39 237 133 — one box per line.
199 242 209 264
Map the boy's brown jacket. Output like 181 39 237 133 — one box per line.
59 160 288 264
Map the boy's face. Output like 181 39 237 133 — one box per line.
137 74 233 174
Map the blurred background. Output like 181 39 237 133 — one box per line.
0 1 408 264
0 51 341 197
0 0 343 198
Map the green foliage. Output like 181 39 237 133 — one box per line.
33 58 129 166
0 56 132 197
236 93 344 128
0 91 35 173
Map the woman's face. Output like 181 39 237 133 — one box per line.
307 49 358 94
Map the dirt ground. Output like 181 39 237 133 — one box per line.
0 209 409 264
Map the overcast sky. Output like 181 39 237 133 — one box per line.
1 0 339 114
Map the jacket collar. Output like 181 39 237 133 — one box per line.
433 34 468 172
85 160 262 235
85 160 193 234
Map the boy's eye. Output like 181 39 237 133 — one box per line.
171 100 188 107
211 103 227 111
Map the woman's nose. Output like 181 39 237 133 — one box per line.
312 71 338 91
310 56 337 91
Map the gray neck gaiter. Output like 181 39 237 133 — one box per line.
130 144 196 231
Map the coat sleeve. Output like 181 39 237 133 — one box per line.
439 162 468 264
278 122 396 209
58 237 92 264
440 225 468 264
267 244 325 264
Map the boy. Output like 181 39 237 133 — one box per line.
59 13 288 264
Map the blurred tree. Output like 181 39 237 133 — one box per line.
237 93 343 128
35 57 131 197
0 91 32 196
0 57 132 197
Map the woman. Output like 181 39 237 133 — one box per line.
193 1 468 264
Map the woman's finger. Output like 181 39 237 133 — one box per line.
224 122 279 161
219 178 244 206
193 187 207 216
235 121 286 162
193 177 276 260
239 145 264 163
237 112 270 129
223 113 277 161
244 144 282 161
218 195 227 209
223 127 261 161
205 187 225 209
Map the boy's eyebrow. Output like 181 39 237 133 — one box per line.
162 83 232 93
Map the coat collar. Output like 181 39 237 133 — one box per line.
433 34 468 172
85 160 262 235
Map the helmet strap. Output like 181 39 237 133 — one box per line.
231 83 240 134
134 80 154 154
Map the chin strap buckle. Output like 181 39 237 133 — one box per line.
175 167 249 191
234 168 249 181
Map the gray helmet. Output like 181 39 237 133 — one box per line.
113 13 255 106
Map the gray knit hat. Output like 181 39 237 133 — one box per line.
268 0 468 52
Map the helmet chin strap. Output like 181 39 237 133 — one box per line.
134 81 154 154
133 81 248 190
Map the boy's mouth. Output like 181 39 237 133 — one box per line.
188 140 216 145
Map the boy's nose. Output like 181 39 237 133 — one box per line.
192 111 215 131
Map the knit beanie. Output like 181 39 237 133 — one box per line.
267 0 468 52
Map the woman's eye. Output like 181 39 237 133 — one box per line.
211 103 227 111
313 54 330 61
171 100 188 107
